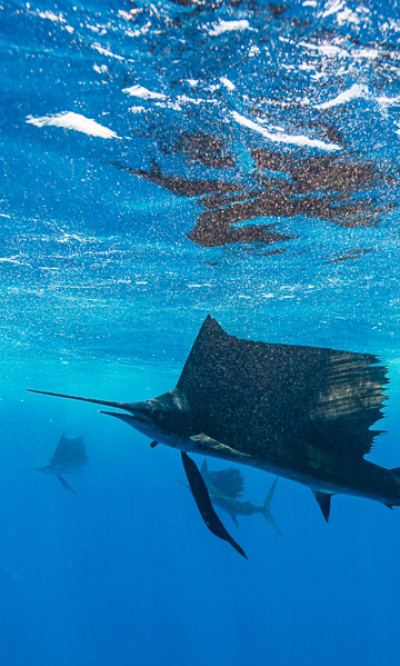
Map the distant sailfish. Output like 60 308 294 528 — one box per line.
28 315 393 558
199 459 282 536
25 434 88 494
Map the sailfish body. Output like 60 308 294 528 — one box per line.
28 315 396 545
198 459 282 535
25 434 88 493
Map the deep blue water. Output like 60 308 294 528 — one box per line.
2 0 400 664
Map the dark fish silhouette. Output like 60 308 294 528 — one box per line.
199 459 282 535
28 315 394 553
181 451 247 559
24 433 88 494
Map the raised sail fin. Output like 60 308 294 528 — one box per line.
177 315 389 463
51 434 88 466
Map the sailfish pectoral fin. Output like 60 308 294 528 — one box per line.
180 451 247 560
57 475 77 494
312 490 332 522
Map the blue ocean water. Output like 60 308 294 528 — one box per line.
2 0 400 664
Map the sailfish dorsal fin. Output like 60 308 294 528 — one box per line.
177 315 388 464
50 434 88 466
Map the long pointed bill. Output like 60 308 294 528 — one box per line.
23 466 48 472
181 451 248 560
26 389 132 412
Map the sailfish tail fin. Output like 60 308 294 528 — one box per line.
260 477 282 537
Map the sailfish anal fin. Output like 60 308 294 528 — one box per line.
312 490 332 522
181 451 247 559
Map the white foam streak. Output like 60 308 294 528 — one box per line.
377 95 400 108
356 49 378 59
91 44 124 61
26 112 120 139
0 256 21 264
321 0 345 18
206 20 253 36
38 10 65 23
299 40 349 58
220 77 236 91
123 85 166 100
315 84 368 109
232 111 341 151
129 106 147 113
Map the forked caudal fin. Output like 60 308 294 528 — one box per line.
261 477 282 536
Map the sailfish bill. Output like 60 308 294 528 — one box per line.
26 388 131 411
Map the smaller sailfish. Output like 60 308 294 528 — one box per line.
24 433 88 494
199 459 282 536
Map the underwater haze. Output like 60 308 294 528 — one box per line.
2 0 400 665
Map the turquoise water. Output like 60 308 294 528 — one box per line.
2 1 400 664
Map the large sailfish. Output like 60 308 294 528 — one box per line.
28 315 394 557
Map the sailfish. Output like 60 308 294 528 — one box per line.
25 433 89 494
27 315 394 557
198 459 282 536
